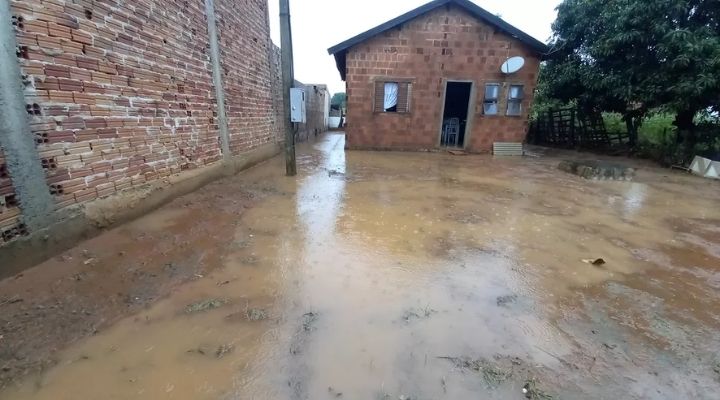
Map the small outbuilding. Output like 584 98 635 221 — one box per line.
328 0 548 152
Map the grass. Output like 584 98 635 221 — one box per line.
602 112 675 145
603 112 720 165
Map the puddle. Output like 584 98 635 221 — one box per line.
1 133 719 399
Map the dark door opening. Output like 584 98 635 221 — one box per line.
440 82 472 148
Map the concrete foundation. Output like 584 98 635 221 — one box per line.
0 142 280 278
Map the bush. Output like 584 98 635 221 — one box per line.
602 112 720 166
602 112 625 135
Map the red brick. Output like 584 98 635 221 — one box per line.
47 22 72 39
10 0 282 214
24 20 49 35
71 29 92 45
343 5 541 152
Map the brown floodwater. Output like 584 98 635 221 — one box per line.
1 132 719 399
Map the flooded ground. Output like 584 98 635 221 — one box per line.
1 132 719 399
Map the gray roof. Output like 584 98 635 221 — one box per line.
327 0 549 80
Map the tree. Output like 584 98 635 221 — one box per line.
543 0 720 146
330 92 346 110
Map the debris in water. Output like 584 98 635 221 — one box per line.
328 386 343 397
327 169 345 177
602 343 617 350
302 312 318 331
186 346 208 356
184 298 228 314
558 160 635 180
0 296 23 306
582 258 606 266
523 379 554 399
402 307 436 322
438 356 512 388
246 308 268 321
215 344 234 359
496 294 518 307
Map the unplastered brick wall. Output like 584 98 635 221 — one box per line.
269 44 285 143
4 0 283 244
0 147 27 244
291 80 329 142
302 84 329 139
344 4 541 152
214 0 276 154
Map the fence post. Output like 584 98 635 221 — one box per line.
0 0 56 231
547 109 555 144
570 108 576 147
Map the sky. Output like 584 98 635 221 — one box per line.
268 0 562 96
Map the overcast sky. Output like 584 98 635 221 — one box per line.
268 0 562 96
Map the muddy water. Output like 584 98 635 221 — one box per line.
3 133 720 399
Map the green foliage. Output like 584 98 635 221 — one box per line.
330 92 346 108
602 113 625 136
603 112 720 165
604 112 675 144
543 0 720 144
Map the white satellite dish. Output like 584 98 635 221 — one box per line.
501 56 525 74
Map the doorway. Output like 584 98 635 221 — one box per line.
440 81 472 148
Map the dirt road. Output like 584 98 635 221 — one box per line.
1 132 719 399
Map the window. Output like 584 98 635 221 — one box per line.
483 84 500 115
507 85 524 116
374 81 411 113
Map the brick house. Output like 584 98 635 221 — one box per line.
328 0 548 152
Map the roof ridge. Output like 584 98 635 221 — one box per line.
327 0 548 56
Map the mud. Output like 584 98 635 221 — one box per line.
1 133 719 399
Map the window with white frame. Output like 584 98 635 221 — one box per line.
483 84 500 115
507 85 524 116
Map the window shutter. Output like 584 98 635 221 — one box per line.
374 81 385 112
397 82 411 113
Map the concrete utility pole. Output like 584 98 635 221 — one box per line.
0 0 55 231
279 0 297 176
204 0 231 160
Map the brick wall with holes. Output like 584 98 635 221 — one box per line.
214 0 276 154
344 4 541 152
269 44 286 144
0 147 27 244
9 0 282 220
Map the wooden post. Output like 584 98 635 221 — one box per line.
279 0 296 176
547 109 555 144
570 108 576 147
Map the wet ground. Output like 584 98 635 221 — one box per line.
1 132 719 399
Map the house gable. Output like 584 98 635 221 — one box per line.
328 0 548 80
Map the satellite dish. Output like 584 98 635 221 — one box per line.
501 56 525 74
